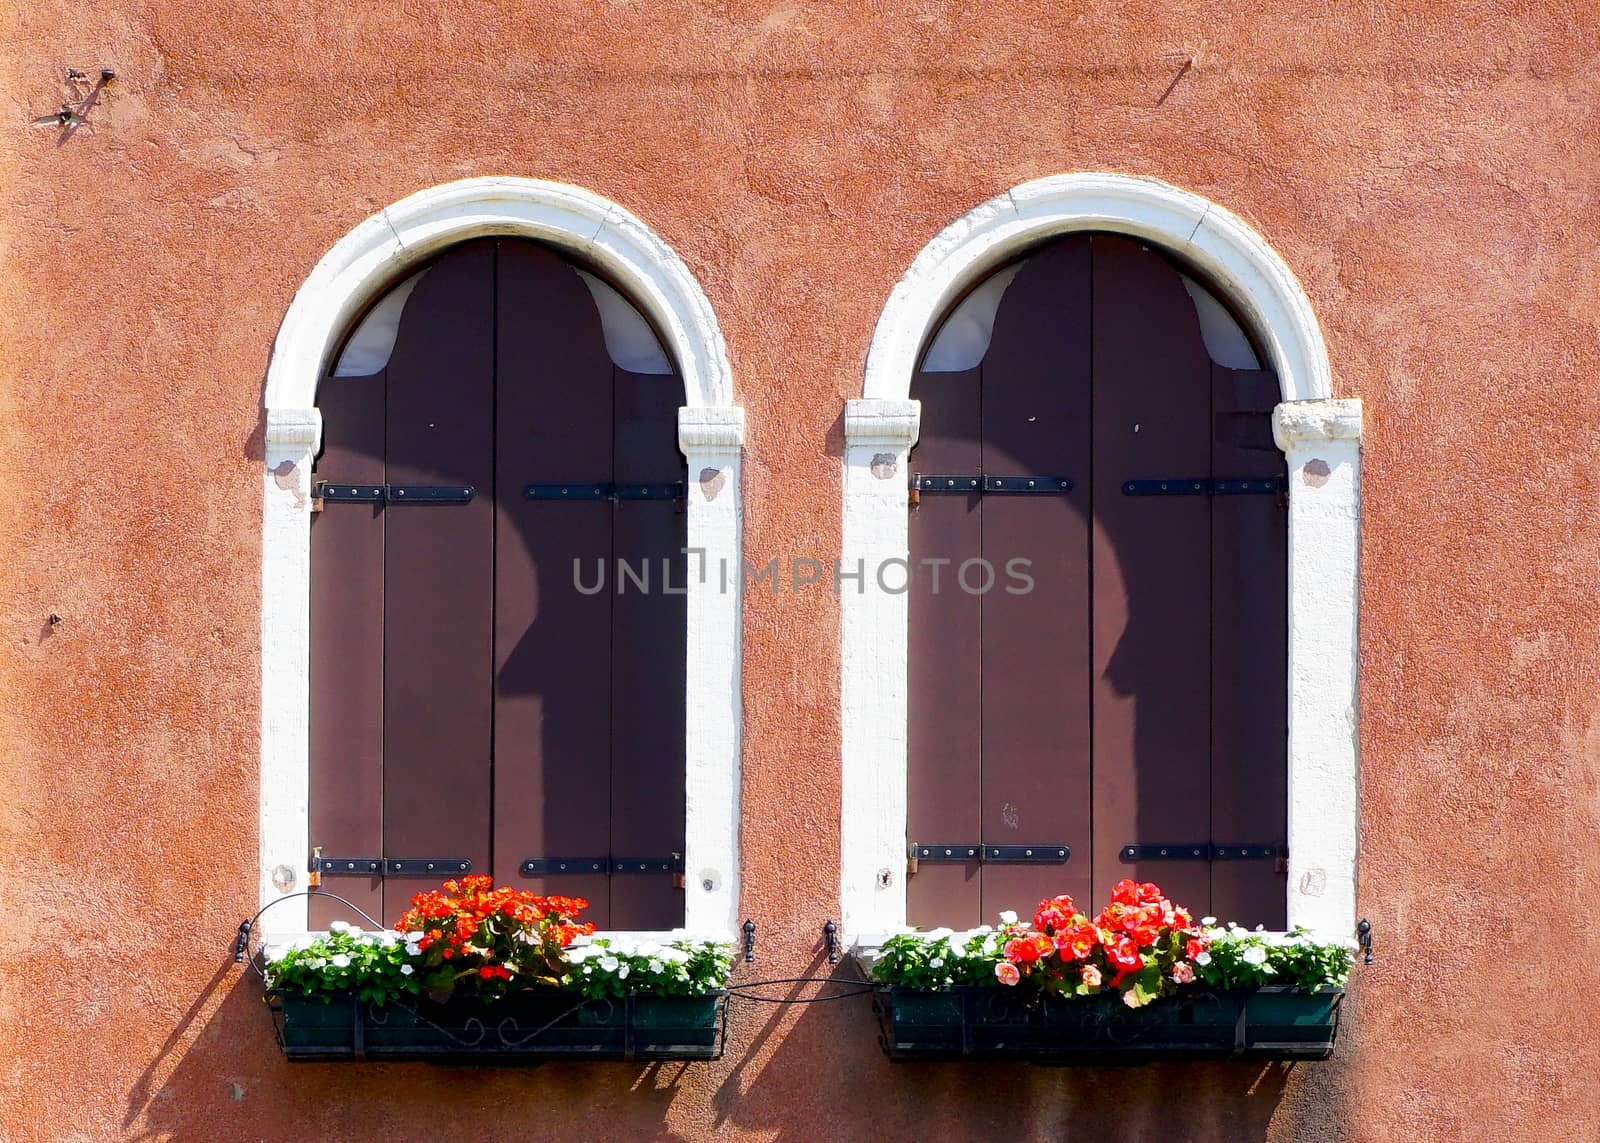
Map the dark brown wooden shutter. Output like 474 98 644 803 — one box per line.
1090 234 1214 916
907 233 1287 929
311 238 686 931
494 241 616 923
308 364 386 929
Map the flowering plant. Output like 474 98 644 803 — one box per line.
395 876 595 997
872 880 1354 1007
264 878 733 1006
563 936 733 1000
264 922 422 1006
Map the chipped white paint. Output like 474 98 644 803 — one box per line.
842 174 1361 942
261 179 741 941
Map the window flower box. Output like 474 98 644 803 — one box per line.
873 985 1340 1062
864 879 1355 1065
259 877 732 1065
270 989 726 1063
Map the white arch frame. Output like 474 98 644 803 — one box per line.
260 178 745 940
841 173 1362 941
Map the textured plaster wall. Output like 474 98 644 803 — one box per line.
2 3 1599 1140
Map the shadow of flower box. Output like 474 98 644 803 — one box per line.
269 990 725 1063
874 985 1340 1063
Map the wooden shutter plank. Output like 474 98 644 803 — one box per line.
308 369 386 928
492 241 615 924
609 363 687 930
382 239 496 920
1209 364 1288 927
1090 235 1214 915
977 238 1093 919
906 366 984 927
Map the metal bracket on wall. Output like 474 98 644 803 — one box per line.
907 842 1070 874
1118 843 1282 862
909 473 1074 507
1120 477 1284 496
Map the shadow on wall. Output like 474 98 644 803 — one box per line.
712 960 1353 1143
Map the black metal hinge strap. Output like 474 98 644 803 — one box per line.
520 855 685 876
908 843 1070 864
314 482 475 504
1119 843 1283 862
910 475 1073 494
523 482 685 501
312 857 472 875
383 859 473 875
1121 477 1284 496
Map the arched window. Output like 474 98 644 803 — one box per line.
904 233 1286 928
260 179 743 942
308 238 687 930
840 174 1361 942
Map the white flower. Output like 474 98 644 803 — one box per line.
661 948 689 964
1255 924 1266 932
1122 990 1141 1008
1200 916 1217 927
399 964 415 976
405 942 422 956
264 946 288 964
291 936 317 951
406 931 425 943
648 960 665 974
308 957 327 970
376 933 398 948
1242 946 1268 966
947 940 968 957
330 953 351 968
599 956 620 972
328 921 351 934
1194 951 1212 966
998 911 1019 926
636 942 662 958
929 958 945 969
974 925 994 934
925 927 954 941
568 947 597 964
618 964 631 980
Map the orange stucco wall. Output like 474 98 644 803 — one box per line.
3 3 1599 1140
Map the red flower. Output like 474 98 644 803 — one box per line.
1185 937 1209 960
995 962 1021 986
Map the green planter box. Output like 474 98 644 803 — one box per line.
874 986 1340 1063
269 990 726 1063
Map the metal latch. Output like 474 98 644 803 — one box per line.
313 482 476 510
312 856 473 876
1120 477 1284 496
907 842 1070 874
1119 843 1282 862
909 474 1074 507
